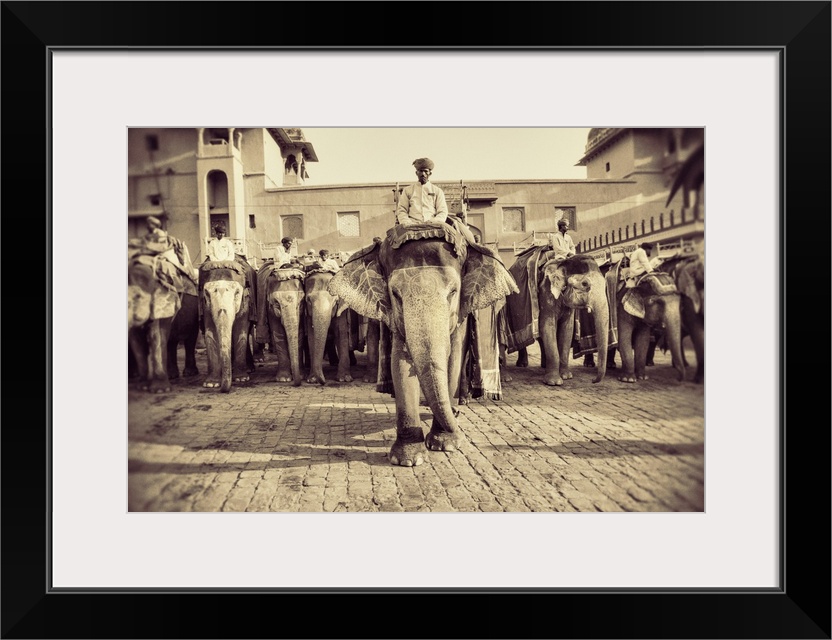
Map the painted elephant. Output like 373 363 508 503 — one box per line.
328 222 518 466
658 253 704 383
256 262 305 386
305 266 352 384
199 259 256 392
128 240 197 393
606 262 686 383
167 292 200 379
506 250 610 385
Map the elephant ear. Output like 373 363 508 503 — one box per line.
541 261 567 300
326 248 390 325
460 245 520 319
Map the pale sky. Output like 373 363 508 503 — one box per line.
300 128 592 186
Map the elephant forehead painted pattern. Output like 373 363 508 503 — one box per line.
388 267 459 299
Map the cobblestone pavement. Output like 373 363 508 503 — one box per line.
128 342 704 513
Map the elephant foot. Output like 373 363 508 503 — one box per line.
389 428 425 466
543 375 564 387
425 428 461 453
233 374 250 383
618 374 637 383
203 379 222 388
458 395 469 406
337 374 353 382
182 367 199 377
516 357 528 368
275 374 294 383
560 370 573 380
363 375 375 383
306 374 326 385
607 361 617 370
168 370 181 380
501 373 513 383
146 380 172 393
583 356 595 368
646 361 654 367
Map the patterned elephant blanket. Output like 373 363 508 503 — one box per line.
503 245 554 353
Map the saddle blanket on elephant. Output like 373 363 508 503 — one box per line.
129 253 194 296
386 220 468 258
503 246 554 353
465 301 505 401
255 264 305 344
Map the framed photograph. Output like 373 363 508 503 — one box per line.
5 2 828 638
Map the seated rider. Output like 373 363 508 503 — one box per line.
205 222 236 262
626 242 655 288
550 218 576 263
318 249 341 271
395 156 476 245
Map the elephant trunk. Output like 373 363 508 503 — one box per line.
216 309 234 393
282 309 303 387
307 293 334 385
405 312 458 434
591 285 610 384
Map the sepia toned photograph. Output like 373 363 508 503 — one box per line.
127 126 705 513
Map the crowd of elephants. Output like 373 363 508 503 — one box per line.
129 224 704 466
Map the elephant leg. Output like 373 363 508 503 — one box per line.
645 336 657 366
499 342 512 383
389 335 426 467
166 335 181 380
270 316 293 383
335 314 353 382
252 329 265 363
617 313 637 383
538 337 547 369
556 311 574 381
606 347 617 370
583 353 595 367
364 320 380 383
516 346 529 367
231 314 251 383
147 319 172 393
540 304 563 386
633 326 652 380
182 326 199 377
129 328 149 384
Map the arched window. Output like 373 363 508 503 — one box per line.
281 215 304 239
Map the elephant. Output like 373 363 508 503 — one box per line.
328 221 518 466
606 261 686 383
305 266 353 384
199 259 256 392
166 292 200 379
256 262 306 386
128 239 197 393
658 253 704 383
505 250 611 386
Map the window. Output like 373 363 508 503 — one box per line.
605 162 610 173
145 134 159 151
502 207 525 233
281 215 304 240
337 211 360 237
249 215 256 229
554 206 577 231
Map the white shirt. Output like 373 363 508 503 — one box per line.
396 181 449 226
551 231 576 259
628 247 654 277
206 237 236 262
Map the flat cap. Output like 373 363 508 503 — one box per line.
413 157 435 171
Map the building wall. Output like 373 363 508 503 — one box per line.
128 127 704 271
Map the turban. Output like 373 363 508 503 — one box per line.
147 216 162 229
413 157 435 171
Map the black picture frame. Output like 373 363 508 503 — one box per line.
3 2 829 638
